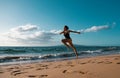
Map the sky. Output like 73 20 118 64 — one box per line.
0 0 120 46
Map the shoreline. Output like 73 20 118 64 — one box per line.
0 53 119 66
0 54 120 78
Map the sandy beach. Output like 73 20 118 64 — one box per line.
0 54 120 78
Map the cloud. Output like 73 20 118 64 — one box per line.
0 24 61 46
80 23 116 33
10 24 38 32
83 25 109 33
80 22 116 33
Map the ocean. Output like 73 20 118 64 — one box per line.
0 45 120 65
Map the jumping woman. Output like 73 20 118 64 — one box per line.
60 25 80 59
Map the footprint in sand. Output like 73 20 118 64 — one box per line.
62 70 87 75
6 66 20 72
79 62 87 64
97 61 104 64
54 64 63 68
36 64 49 70
36 67 48 70
116 62 120 64
0 67 4 74
11 70 27 76
66 61 75 67
74 71 87 74
114 58 119 60
28 75 48 78
104 61 112 64
36 64 48 67
6 67 14 71
67 65 74 67
36 66 48 70
87 60 92 63
114 57 120 60
62 70 67 73
97 61 112 64
0 71 4 74
28 75 37 78
39 75 48 78
24 66 34 69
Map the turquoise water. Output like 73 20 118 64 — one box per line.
0 45 120 65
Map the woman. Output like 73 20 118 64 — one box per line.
60 25 80 59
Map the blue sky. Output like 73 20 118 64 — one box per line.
0 0 120 46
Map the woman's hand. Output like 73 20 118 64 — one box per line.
78 32 80 34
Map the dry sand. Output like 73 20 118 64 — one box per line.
0 54 120 78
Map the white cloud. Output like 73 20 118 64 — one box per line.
10 24 38 32
80 23 115 33
84 25 109 32
0 24 61 46
82 22 116 33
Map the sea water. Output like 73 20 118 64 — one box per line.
0 45 120 65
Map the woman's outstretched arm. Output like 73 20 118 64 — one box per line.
60 31 64 34
69 30 80 34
